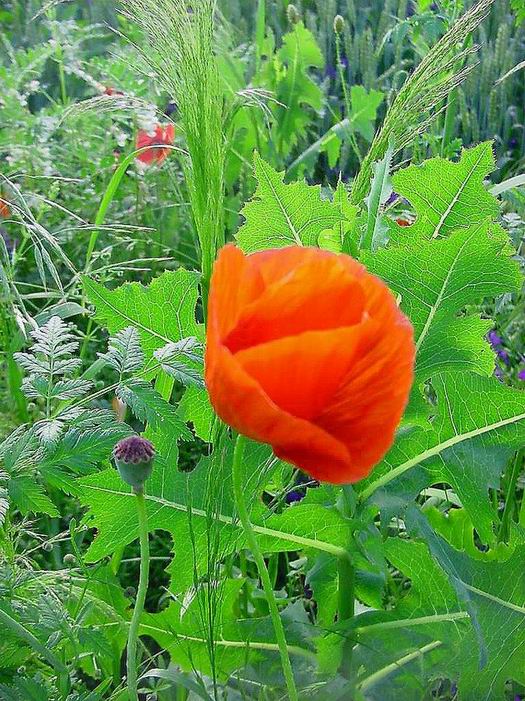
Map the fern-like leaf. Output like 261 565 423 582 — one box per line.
154 337 204 389
116 378 192 440
98 326 144 375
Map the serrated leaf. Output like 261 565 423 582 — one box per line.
39 411 132 474
98 326 144 375
406 508 525 700
8 476 59 517
116 378 192 440
391 142 499 240
351 538 468 700
35 419 65 445
75 438 350 594
154 338 204 389
349 85 384 142
364 220 522 380
318 181 358 254
82 269 201 372
236 153 346 252
274 22 324 154
48 379 93 400
359 372 525 543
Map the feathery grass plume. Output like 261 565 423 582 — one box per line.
121 0 225 306
351 0 496 206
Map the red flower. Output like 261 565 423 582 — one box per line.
396 218 411 227
136 123 175 165
205 245 415 484
104 86 124 96
0 198 10 218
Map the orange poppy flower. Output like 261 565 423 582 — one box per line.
136 123 175 165
205 245 415 484
0 197 10 218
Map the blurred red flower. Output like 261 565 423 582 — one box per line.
0 197 10 218
205 245 415 484
136 123 175 165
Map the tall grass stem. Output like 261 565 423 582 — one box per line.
232 434 299 701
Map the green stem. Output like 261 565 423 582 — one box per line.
498 449 524 542
126 489 150 701
335 33 362 166
337 553 355 677
232 435 299 701
441 86 458 156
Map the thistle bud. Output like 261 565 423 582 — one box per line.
63 553 76 567
113 435 155 492
287 4 300 25
334 15 345 34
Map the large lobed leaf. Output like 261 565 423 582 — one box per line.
390 142 499 240
359 372 525 543
235 152 348 252
82 269 201 370
364 219 522 380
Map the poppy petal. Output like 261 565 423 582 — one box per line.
224 257 366 353
315 315 415 478
209 244 266 339
234 327 362 420
205 342 353 480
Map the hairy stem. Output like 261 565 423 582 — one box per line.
126 489 150 701
499 449 524 542
337 553 355 677
232 435 299 701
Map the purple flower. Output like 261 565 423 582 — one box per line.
325 63 337 81
487 330 503 349
0 226 13 253
285 490 304 504
518 369 525 381
497 348 511 366
386 191 400 207
494 366 504 381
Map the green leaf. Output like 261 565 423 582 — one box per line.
153 338 204 389
177 386 215 442
75 438 350 595
39 410 132 475
116 378 192 440
359 372 525 543
406 509 525 700
236 153 346 252
391 142 499 240
364 220 522 380
274 22 324 154
98 326 144 375
8 476 59 517
349 86 384 142
351 538 468 700
82 269 201 370
318 181 358 254
361 146 393 252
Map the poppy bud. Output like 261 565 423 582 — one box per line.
63 553 76 567
334 15 345 34
287 4 300 25
205 245 415 485
113 435 155 492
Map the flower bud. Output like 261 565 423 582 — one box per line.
287 4 300 25
113 435 155 492
334 15 345 34
63 553 76 567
